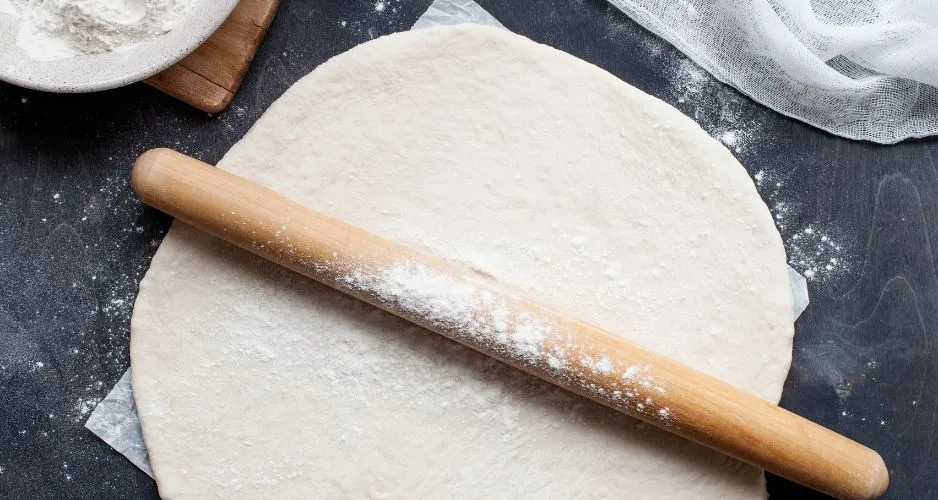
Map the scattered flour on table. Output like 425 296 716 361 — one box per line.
373 0 401 14
668 58 764 155
337 0 402 37
753 169 855 284
9 0 193 61
786 225 853 282
72 396 103 423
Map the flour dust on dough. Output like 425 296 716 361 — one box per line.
131 25 793 499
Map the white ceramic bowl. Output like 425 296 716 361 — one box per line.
0 0 239 92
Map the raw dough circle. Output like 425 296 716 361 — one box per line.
131 25 793 499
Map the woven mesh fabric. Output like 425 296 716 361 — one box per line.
607 0 938 143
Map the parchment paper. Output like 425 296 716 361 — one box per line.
85 0 811 477
84 369 152 475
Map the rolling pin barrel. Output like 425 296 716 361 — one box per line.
131 148 889 500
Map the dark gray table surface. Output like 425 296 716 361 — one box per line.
2 0 936 498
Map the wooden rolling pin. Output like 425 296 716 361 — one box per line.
131 148 888 500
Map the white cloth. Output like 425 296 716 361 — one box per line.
606 0 938 143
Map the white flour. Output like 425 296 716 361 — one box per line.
753 169 855 285
341 261 552 366
10 0 191 61
667 54 765 155
340 259 675 424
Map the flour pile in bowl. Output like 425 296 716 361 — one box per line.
9 0 192 61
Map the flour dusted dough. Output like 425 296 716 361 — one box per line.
131 25 794 499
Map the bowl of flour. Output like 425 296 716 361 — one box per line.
0 0 238 92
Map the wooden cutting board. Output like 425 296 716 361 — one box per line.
145 0 280 113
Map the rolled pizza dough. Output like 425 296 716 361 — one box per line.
131 25 794 498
